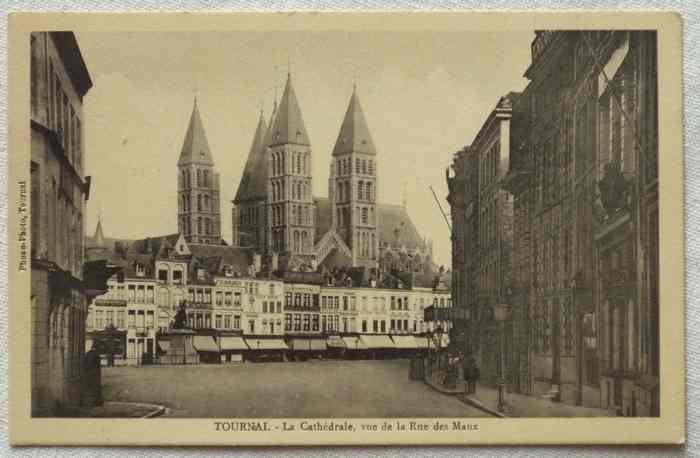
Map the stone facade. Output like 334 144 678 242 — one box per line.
30 32 96 416
447 31 660 415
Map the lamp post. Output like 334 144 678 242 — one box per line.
493 303 511 413
435 325 444 372
426 330 433 377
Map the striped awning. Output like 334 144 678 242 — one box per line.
342 336 367 350
245 339 288 350
291 338 327 351
219 336 248 351
414 337 429 349
326 336 345 348
391 335 418 349
193 336 219 352
360 334 395 349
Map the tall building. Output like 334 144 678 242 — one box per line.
329 85 379 268
267 73 315 257
30 32 115 416
232 108 270 250
177 98 222 245
500 31 659 415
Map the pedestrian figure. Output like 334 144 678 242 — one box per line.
462 356 473 394
469 358 480 395
83 342 103 407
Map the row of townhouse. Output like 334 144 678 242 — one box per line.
446 31 659 417
85 230 452 365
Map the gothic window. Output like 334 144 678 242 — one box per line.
301 231 308 253
197 169 202 187
357 181 364 201
337 183 342 202
356 158 361 174
365 182 372 201
362 207 368 224
197 194 202 211
297 154 302 174
368 160 374 175
337 208 342 226
204 194 209 210
362 159 367 175
337 159 341 176
203 170 209 187
370 207 375 224
197 217 202 235
293 231 300 252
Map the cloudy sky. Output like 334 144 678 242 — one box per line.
76 30 533 267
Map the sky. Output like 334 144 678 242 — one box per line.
76 30 533 267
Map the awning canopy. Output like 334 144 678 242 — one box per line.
193 335 219 352
326 336 345 348
414 337 429 349
342 336 367 350
219 336 248 351
157 340 171 353
245 338 288 350
290 338 327 351
392 335 418 349
360 334 395 349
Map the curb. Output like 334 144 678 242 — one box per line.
142 405 167 418
459 396 508 418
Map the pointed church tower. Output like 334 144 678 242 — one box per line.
177 98 222 245
94 216 106 248
331 85 378 268
267 73 314 256
232 108 268 250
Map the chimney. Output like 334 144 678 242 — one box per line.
253 253 262 273
271 252 279 271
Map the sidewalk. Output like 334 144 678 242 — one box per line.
59 401 166 418
459 384 615 418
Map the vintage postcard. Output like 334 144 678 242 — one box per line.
7 12 684 446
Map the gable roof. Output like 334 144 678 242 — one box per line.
270 73 310 147
178 98 214 166
332 86 377 156
313 197 426 251
234 110 269 203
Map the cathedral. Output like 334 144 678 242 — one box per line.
178 72 435 279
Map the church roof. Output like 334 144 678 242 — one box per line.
234 110 269 203
313 197 426 251
377 203 425 250
332 86 377 156
178 98 215 167
270 74 310 147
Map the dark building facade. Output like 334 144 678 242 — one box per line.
30 32 115 416
449 31 659 416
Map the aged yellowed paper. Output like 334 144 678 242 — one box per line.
8 11 684 445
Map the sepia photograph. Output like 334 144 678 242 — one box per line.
8 12 684 446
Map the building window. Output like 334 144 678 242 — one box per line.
224 315 231 329
303 314 311 331
362 320 367 333
294 314 302 331
312 315 320 331
233 315 241 329
215 315 222 329
276 302 282 313
158 269 168 282
233 292 241 306
285 313 292 331
249 320 255 333
380 320 386 333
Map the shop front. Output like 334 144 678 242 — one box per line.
244 337 288 362
359 334 396 359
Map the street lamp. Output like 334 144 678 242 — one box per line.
434 325 444 371
493 303 511 413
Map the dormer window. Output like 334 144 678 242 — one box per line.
197 268 206 281
135 263 145 277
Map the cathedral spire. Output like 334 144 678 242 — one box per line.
270 72 310 146
234 108 269 202
178 97 214 166
94 215 105 248
332 86 377 157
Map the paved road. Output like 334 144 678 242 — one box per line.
102 359 488 418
